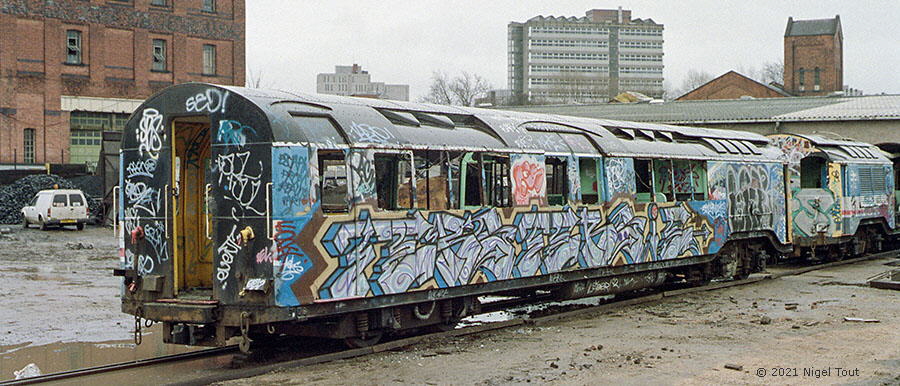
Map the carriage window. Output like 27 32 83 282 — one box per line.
545 156 568 206
413 151 450 210
634 159 653 202
376 153 413 211
484 154 511 207
447 152 464 209
462 153 510 208
579 158 599 204
684 160 707 200
653 159 674 202
800 156 826 189
319 151 348 213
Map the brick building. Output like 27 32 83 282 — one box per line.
783 15 842 96
676 71 790 101
0 0 246 168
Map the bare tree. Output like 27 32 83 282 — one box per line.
246 68 271 89
449 72 491 107
760 60 784 85
668 69 714 99
421 71 491 106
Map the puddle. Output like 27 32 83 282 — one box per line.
0 324 198 381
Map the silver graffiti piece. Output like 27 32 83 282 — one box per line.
217 225 241 290
185 88 230 114
348 122 394 144
126 158 158 178
137 108 164 159
216 151 265 215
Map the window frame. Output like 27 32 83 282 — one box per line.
634 158 654 202
201 0 216 13
318 150 349 213
152 39 167 72
373 151 414 211
545 155 569 206
202 44 216 76
799 155 827 189
66 30 82 65
23 128 35 164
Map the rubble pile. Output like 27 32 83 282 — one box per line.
0 174 102 224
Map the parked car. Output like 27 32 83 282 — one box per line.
22 189 90 230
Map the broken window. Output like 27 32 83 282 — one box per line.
800 156 826 189
375 153 413 211
461 153 510 208
634 159 653 202
413 151 450 210
66 30 82 65
446 152 464 209
653 159 674 202
319 151 348 213
152 39 167 72
678 160 707 200
545 156 568 206
579 158 599 204
484 154 511 207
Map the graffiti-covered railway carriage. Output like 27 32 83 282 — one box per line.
117 83 793 348
769 134 895 257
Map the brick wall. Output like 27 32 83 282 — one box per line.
0 0 246 164
784 33 842 96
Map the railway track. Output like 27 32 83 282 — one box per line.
4 250 896 386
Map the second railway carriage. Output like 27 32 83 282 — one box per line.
769 134 895 257
116 83 791 349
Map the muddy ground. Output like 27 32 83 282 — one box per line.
0 225 131 348
225 258 900 386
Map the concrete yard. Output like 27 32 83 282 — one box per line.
1 225 899 384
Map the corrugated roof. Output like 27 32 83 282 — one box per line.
785 16 840 36
501 95 900 124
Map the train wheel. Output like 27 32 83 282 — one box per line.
344 330 383 349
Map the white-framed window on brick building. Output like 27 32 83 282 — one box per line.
150 0 167 6
814 67 821 91
202 44 216 75
23 128 35 164
202 0 216 12
66 30 82 65
152 39 167 72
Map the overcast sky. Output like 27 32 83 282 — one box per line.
246 1 900 100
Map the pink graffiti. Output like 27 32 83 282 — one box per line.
512 158 545 205
256 246 275 264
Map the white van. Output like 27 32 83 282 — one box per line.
22 189 90 230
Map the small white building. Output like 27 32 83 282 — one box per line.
317 64 410 101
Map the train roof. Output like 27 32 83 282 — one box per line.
776 133 890 163
129 83 786 162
